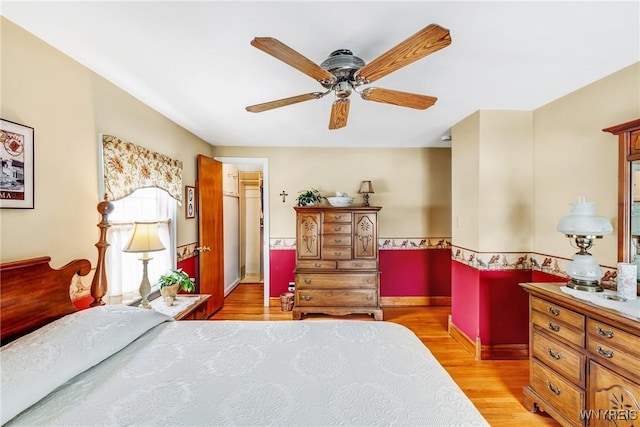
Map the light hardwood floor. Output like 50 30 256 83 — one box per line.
211 284 560 427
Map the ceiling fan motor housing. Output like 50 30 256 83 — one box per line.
320 49 365 87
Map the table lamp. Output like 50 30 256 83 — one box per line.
557 197 613 292
358 180 374 206
123 221 166 308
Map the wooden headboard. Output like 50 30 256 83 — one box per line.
0 198 114 345
0 257 90 344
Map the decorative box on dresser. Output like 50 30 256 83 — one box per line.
293 205 383 320
521 283 640 426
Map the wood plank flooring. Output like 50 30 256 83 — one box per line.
211 284 560 427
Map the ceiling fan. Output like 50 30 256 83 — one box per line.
245 24 452 130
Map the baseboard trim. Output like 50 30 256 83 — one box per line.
448 315 479 358
448 316 529 360
380 296 451 306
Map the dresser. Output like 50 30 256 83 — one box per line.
293 206 382 320
521 283 640 426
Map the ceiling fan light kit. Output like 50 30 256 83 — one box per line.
246 24 452 130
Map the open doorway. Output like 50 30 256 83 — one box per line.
215 157 270 307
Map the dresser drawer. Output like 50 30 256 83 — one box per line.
323 212 352 223
532 296 585 331
322 223 352 234
586 319 640 358
321 247 352 260
296 289 378 307
321 234 352 246
532 310 585 348
532 330 586 387
182 302 208 320
531 359 585 426
587 337 640 377
296 273 378 289
296 260 337 270
337 260 378 270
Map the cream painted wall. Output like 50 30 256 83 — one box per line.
533 63 640 268
451 112 480 251
452 111 533 252
0 18 213 267
212 146 452 239
452 62 639 266
478 111 533 252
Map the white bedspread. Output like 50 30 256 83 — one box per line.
7 320 488 426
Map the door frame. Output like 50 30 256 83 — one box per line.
214 156 270 307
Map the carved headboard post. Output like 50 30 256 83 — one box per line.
90 196 114 307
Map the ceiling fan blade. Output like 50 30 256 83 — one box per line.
329 99 350 130
355 24 451 83
246 92 324 113
251 37 336 84
360 87 437 110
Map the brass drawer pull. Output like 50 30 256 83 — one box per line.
334 215 342 220
365 295 373 300
546 381 562 395
334 252 342 256
363 279 372 283
596 345 615 358
302 295 312 301
304 279 312 284
352 262 362 267
334 226 342 231
547 322 560 332
334 239 342 243
313 263 322 267
547 306 560 316
546 347 562 360
596 326 615 338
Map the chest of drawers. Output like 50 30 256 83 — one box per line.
293 206 382 320
521 283 640 426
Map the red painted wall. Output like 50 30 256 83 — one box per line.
269 249 296 297
451 260 481 340
268 248 452 298
379 249 451 296
478 269 531 344
452 259 533 346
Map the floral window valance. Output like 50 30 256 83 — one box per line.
101 135 183 203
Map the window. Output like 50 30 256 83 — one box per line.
106 187 176 304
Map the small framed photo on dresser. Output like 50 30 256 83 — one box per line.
185 185 196 219
0 119 34 209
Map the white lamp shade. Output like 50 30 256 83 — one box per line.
123 222 166 253
557 198 613 236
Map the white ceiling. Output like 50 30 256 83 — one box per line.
2 1 638 148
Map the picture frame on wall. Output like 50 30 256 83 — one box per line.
0 119 34 209
185 185 196 219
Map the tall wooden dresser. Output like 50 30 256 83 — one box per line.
521 282 640 426
293 205 383 320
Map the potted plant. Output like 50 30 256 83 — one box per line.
158 268 195 306
296 188 323 206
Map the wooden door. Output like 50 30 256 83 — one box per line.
197 155 224 317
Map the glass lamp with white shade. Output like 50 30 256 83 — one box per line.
557 197 613 292
123 221 166 308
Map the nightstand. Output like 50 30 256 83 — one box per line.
149 294 211 320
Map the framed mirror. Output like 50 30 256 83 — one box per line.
604 118 640 295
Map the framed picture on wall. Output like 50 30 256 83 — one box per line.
0 119 34 209
185 185 196 219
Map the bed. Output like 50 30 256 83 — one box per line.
0 201 488 427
